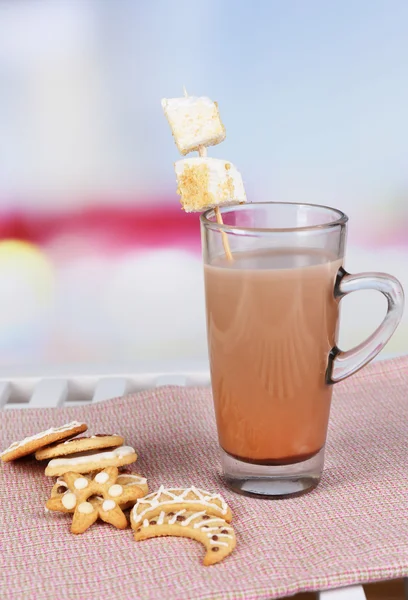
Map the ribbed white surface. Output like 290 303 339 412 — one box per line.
319 585 367 599
0 363 211 409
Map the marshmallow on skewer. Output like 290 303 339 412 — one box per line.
161 96 226 155
175 157 246 213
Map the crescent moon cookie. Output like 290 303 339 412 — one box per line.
130 485 232 528
133 510 236 566
0 421 87 463
35 433 124 460
44 445 137 477
46 467 148 534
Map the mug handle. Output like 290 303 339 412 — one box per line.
326 268 405 384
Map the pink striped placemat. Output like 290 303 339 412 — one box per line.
1 357 408 600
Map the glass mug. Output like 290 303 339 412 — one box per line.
200 202 404 499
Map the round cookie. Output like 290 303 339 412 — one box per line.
44 445 137 477
0 421 87 463
35 434 124 460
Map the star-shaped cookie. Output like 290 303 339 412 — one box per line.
46 466 148 534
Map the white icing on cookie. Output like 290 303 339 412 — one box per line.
74 477 88 490
168 509 186 525
138 511 234 551
0 421 85 457
63 434 121 445
56 478 68 490
157 511 166 526
108 484 123 497
47 446 135 468
117 474 147 485
209 540 229 547
62 492 77 510
78 501 94 514
102 500 116 512
94 472 109 484
181 511 206 526
131 485 228 524
193 517 225 529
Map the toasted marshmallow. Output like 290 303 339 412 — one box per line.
162 96 226 155
175 157 246 212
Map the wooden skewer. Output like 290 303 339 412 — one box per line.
215 206 233 261
182 86 233 261
198 145 233 261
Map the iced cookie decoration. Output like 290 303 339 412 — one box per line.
111 471 148 509
130 486 232 528
50 471 148 503
44 445 137 477
131 489 236 566
46 466 148 534
35 433 124 460
0 421 87 462
134 511 236 566
131 487 236 564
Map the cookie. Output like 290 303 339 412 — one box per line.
115 472 149 509
50 471 148 509
0 421 87 463
133 510 236 566
46 466 147 534
44 446 137 477
35 434 124 460
131 485 232 528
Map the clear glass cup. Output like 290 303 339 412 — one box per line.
200 202 404 498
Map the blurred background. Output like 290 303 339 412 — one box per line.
0 0 406 371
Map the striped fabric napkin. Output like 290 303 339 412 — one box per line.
1 356 408 600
